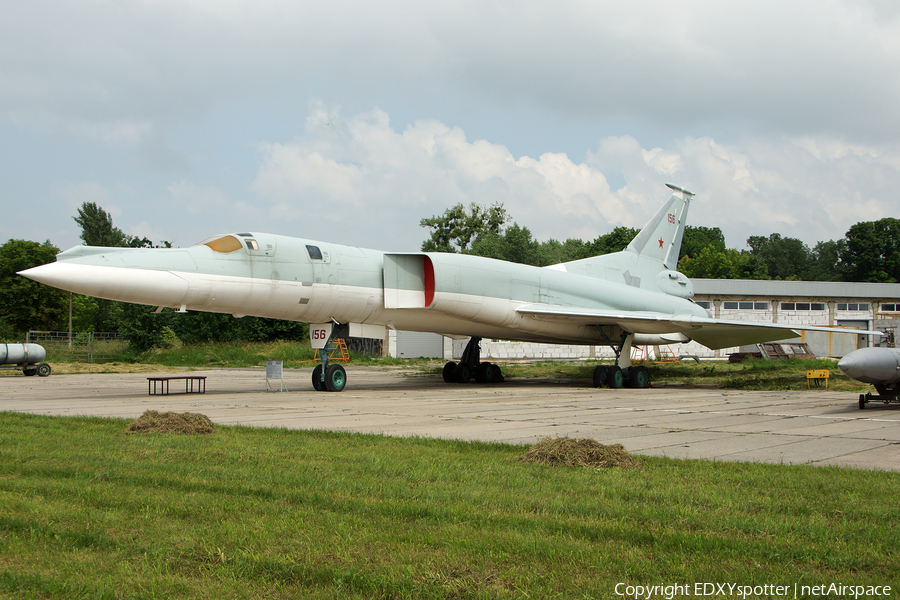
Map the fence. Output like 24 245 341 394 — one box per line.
26 331 128 363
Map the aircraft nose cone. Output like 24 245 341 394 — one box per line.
837 354 860 379
19 261 189 306
18 263 64 286
838 347 900 384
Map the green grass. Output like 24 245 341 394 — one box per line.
1 412 897 598
133 340 423 369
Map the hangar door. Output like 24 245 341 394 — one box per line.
837 320 870 350
396 331 444 358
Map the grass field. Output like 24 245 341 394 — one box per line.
1 412 897 599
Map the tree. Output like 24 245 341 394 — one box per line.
680 226 726 261
170 312 307 344
586 227 640 256
540 238 591 264
70 295 100 332
839 218 900 283
420 203 507 252
746 233 812 280
113 303 173 353
0 239 68 335
73 203 130 247
805 239 843 281
678 247 768 280
468 223 545 266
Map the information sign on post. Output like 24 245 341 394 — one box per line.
266 360 287 392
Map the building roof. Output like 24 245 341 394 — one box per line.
692 279 900 299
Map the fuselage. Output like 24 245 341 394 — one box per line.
838 347 900 385
22 231 709 346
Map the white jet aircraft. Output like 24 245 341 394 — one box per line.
19 184 876 392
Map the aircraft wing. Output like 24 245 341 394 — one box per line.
515 305 874 350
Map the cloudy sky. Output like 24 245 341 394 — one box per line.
2 0 899 255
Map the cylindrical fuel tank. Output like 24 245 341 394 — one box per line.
0 343 47 365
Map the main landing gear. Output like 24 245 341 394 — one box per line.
442 337 504 384
442 334 651 388
591 331 651 389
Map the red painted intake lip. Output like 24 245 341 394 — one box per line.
424 256 435 307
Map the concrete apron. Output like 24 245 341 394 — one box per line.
2 366 898 471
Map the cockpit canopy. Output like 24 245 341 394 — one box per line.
200 233 259 253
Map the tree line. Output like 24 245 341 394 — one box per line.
1 200 897 349
419 202 900 283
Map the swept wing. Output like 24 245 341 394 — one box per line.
515 304 867 350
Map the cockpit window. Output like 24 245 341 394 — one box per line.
203 235 244 253
245 240 259 251
306 245 323 260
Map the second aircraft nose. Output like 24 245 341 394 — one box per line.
837 354 861 379
838 347 900 384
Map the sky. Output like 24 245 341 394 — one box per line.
2 0 900 255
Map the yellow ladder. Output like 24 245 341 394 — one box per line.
314 338 350 363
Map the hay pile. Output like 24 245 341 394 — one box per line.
126 410 214 434
516 436 640 469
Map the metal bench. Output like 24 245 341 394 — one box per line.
147 376 207 395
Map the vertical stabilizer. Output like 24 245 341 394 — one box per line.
625 183 693 270
554 184 696 292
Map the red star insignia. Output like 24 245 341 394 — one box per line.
658 237 664 249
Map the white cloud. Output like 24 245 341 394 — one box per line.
244 106 900 252
5 0 900 145
626 135 900 248
250 106 647 249
4 2 900 256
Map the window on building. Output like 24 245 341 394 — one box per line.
695 301 712 309
722 301 769 311
781 302 825 311
837 303 869 311
881 303 900 312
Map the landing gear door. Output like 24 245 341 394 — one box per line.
310 323 333 349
